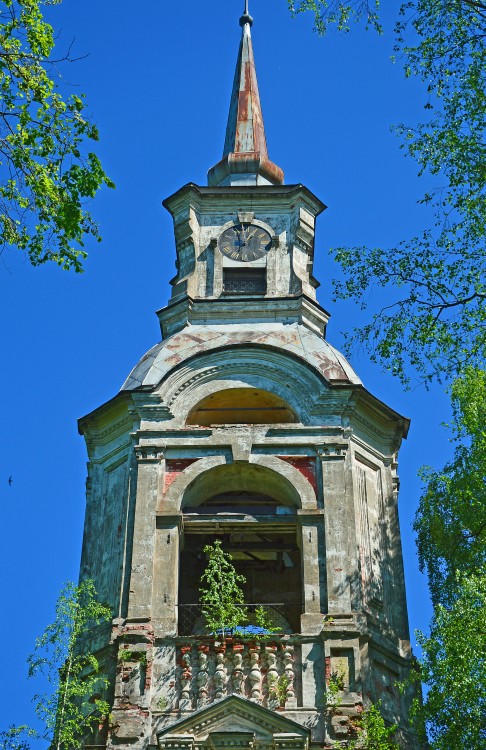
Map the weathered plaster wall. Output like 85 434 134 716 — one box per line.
78 338 417 749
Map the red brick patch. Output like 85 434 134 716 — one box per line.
163 458 198 492
278 456 318 495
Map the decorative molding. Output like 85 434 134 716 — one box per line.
162 699 306 740
168 367 220 406
210 732 254 750
131 393 175 421
86 414 134 446
316 444 347 460
104 451 131 474
274 735 307 750
165 355 318 422
350 434 391 465
351 412 390 442
135 446 164 463
88 439 132 466
177 238 195 252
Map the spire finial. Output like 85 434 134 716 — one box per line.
239 0 253 27
207 0 284 187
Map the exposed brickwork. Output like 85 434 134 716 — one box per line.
163 458 198 492
277 456 318 495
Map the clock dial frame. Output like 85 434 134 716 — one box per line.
218 223 272 262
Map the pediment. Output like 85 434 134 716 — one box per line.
157 695 309 750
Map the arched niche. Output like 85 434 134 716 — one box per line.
186 387 297 426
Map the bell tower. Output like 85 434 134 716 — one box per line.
78 5 420 749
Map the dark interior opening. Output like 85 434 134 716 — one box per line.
223 268 266 295
178 531 302 634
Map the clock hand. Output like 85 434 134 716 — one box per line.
234 228 244 247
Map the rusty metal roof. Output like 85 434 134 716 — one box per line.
207 5 284 187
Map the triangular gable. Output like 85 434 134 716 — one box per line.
157 695 309 749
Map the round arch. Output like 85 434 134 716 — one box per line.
186 387 297 426
161 455 316 512
158 345 329 428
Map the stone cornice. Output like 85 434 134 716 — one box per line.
162 183 326 217
157 295 330 340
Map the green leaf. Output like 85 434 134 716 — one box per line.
0 0 113 270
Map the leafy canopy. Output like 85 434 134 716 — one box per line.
0 727 37 750
409 369 486 749
0 0 113 271
288 3 486 749
26 579 111 750
415 367 486 606
288 0 381 32
288 0 486 386
410 573 486 750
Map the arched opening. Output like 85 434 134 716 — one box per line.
181 463 301 510
178 464 302 635
186 388 297 426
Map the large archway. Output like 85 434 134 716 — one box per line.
178 462 304 635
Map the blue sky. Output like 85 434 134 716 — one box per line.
0 0 451 737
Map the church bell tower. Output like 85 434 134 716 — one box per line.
78 5 420 748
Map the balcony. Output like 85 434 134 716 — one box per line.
177 603 299 637
172 604 303 710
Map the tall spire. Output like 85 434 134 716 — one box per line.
207 2 284 187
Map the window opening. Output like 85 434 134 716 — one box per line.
223 268 266 294
178 531 301 635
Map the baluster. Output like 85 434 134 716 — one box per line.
231 644 245 695
283 643 297 707
197 644 209 707
265 645 279 707
249 644 262 702
179 645 193 708
213 643 227 700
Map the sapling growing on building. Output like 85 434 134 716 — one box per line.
1 580 111 750
199 540 247 637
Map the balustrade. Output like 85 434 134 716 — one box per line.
174 640 301 710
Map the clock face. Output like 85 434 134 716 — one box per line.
218 223 272 262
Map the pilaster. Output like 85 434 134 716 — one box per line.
153 513 183 635
298 510 325 634
127 446 164 621
319 444 357 614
